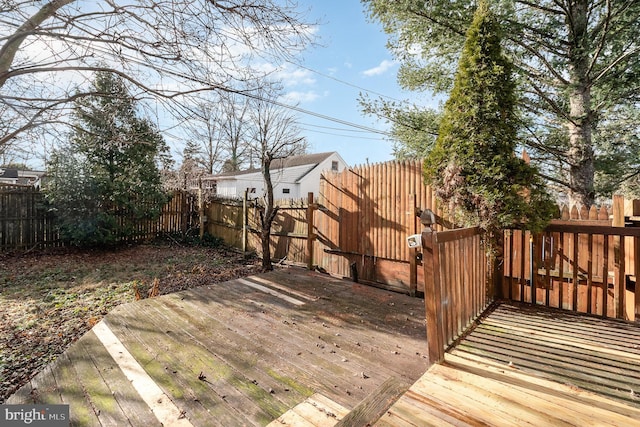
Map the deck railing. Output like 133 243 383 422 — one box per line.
422 225 491 363
503 224 640 321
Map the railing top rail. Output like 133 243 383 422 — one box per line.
542 223 640 237
433 226 483 243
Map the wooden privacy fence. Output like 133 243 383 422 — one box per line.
205 160 451 294
0 186 195 250
314 160 450 294
422 224 491 363
0 184 57 250
204 193 313 266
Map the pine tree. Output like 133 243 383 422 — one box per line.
46 71 169 245
423 1 554 237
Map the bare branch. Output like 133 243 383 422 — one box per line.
0 0 315 154
0 0 75 87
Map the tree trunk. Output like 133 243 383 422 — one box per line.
260 155 276 271
260 226 273 271
566 0 595 207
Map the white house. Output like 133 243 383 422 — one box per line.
210 152 348 199
0 169 46 188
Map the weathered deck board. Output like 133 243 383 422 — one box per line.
73 330 158 425
453 303 640 408
335 377 410 427
379 302 640 426
267 393 349 426
7 268 428 426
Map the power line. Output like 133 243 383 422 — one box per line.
283 59 404 104
300 122 380 133
75 41 395 137
52 30 399 140
300 127 387 140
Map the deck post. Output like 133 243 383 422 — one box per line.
421 210 445 364
409 194 418 297
634 200 640 322
492 230 505 300
613 194 625 319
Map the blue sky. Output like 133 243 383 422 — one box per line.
279 1 423 167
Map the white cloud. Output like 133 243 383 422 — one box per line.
280 90 321 104
276 67 316 87
362 59 397 77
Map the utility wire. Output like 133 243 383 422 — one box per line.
300 127 386 140
300 122 379 133
78 41 395 136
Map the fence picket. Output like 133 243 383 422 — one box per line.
0 186 195 250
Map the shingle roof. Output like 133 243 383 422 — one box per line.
0 168 19 178
213 152 335 178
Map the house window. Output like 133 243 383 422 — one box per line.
282 188 290 194
331 161 339 171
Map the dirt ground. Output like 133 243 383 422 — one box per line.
0 241 260 402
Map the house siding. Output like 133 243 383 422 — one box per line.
299 154 347 196
212 152 348 199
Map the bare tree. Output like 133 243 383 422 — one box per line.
0 0 314 159
175 88 255 175
247 85 306 271
219 90 253 173
179 98 226 174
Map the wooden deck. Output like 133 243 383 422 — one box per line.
7 268 428 426
11 269 640 427
379 302 640 426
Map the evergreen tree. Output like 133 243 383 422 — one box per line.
423 1 554 238
46 71 169 245
182 140 203 164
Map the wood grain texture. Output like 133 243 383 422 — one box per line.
380 302 640 426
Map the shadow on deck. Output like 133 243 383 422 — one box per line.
379 301 640 426
7 267 428 426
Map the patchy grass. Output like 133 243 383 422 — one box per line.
0 242 259 402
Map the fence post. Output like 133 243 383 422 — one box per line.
181 191 189 235
306 192 316 270
242 189 249 253
409 194 418 297
421 210 444 364
198 182 204 240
